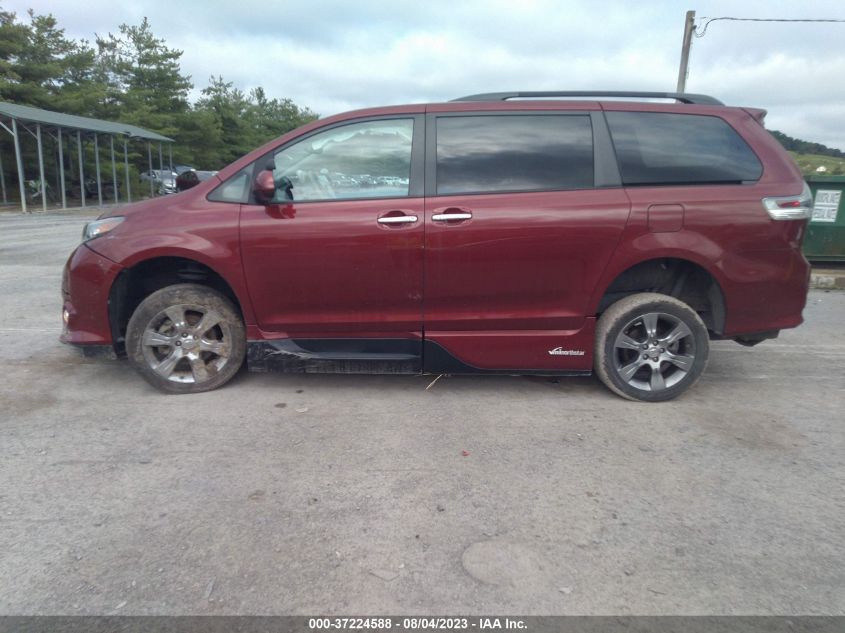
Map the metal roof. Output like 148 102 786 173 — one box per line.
0 101 174 142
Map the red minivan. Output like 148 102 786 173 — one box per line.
61 91 812 401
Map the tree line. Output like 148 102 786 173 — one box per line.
769 130 845 160
0 6 318 180
2 5 836 199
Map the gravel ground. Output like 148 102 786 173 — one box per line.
0 211 843 615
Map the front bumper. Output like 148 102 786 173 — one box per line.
60 244 123 347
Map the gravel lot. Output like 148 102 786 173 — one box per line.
0 211 843 615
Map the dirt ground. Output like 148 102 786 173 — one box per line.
0 211 843 615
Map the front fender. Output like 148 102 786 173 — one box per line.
82 193 257 327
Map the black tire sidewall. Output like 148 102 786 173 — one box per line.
126 284 246 394
599 296 709 402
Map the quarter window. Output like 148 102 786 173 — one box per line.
435 115 594 195
605 111 763 185
207 166 252 204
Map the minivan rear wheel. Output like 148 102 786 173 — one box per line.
126 284 245 394
594 293 708 402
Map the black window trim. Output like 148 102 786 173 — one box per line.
207 113 425 205
424 110 621 198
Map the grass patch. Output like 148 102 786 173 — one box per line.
788 151 845 176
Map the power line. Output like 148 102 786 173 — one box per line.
695 16 845 38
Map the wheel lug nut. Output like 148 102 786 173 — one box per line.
660 348 665 352
175 341 181 346
642 354 648 360
181 332 187 337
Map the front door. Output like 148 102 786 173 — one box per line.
239 116 425 354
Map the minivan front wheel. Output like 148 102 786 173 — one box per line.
594 293 709 402
126 284 245 394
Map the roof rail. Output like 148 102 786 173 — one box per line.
450 91 724 106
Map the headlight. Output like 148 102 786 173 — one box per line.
82 217 124 241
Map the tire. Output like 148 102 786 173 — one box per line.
126 284 246 394
594 293 709 402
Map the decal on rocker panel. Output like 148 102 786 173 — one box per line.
548 347 585 356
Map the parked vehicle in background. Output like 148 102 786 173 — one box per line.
172 164 195 175
61 91 812 401
139 169 174 182
175 169 218 192
84 178 119 199
140 169 177 194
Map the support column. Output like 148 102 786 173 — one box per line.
0 147 7 204
147 142 154 196
77 131 85 208
53 134 60 193
168 144 173 173
158 142 165 194
110 136 119 204
57 127 67 209
93 133 103 205
36 123 46 212
124 139 131 203
11 119 26 213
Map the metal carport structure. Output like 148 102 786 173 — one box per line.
0 101 174 213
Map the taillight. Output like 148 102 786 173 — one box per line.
762 183 813 220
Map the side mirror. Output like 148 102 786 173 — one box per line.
277 176 294 201
253 170 276 204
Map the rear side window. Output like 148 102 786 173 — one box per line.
435 115 593 195
605 112 763 185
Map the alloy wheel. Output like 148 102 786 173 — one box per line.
611 311 696 393
140 304 232 384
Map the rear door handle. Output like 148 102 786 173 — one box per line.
378 215 418 225
432 213 472 221
432 208 473 222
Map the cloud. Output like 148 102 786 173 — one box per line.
9 0 845 149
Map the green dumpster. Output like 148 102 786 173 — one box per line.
803 175 845 262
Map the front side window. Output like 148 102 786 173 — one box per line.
435 115 594 195
271 119 414 202
605 111 763 185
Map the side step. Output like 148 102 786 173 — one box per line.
247 338 593 377
247 339 421 374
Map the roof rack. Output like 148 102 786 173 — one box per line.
450 91 724 106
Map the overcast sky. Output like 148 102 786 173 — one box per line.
7 0 845 150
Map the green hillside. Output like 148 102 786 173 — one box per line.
788 151 845 177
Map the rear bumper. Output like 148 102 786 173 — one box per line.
60 244 123 347
721 248 811 336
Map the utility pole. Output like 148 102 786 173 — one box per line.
676 10 696 93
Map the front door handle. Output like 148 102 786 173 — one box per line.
377 214 418 225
